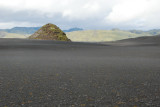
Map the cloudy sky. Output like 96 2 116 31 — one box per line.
0 0 160 30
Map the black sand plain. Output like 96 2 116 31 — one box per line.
0 37 160 107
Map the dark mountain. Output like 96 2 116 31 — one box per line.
29 23 71 41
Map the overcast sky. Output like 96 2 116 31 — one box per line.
0 0 160 30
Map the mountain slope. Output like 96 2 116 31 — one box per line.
119 34 160 43
66 30 152 42
103 35 160 46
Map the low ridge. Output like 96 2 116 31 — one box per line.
29 23 71 41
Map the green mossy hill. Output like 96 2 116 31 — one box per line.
29 23 71 41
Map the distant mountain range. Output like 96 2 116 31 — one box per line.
0 27 83 34
1 27 160 42
0 27 40 34
63 28 83 32
129 29 160 35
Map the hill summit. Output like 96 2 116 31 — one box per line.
29 23 71 41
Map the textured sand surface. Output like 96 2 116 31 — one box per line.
0 39 160 107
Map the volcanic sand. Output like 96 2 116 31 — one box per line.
0 38 160 107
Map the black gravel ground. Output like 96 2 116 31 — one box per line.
0 39 160 107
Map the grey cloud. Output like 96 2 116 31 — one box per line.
0 0 160 30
